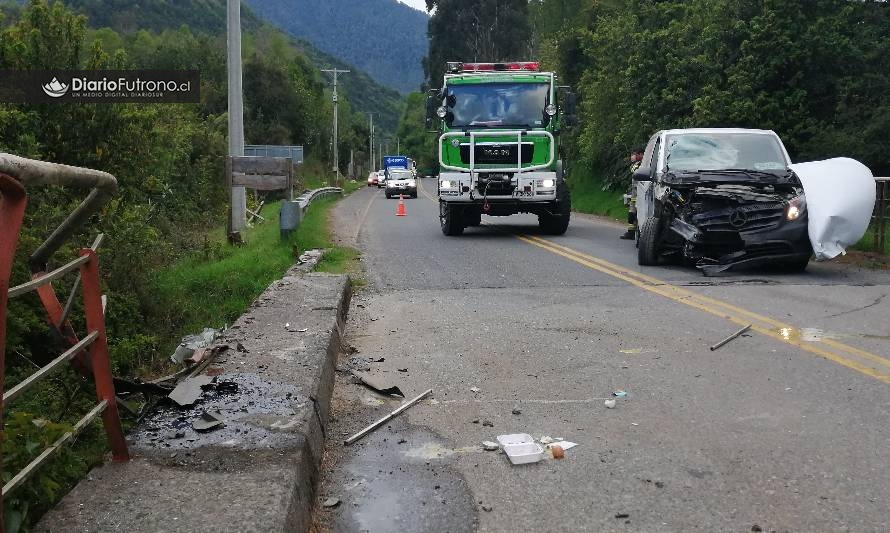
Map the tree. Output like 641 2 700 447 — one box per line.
424 0 532 84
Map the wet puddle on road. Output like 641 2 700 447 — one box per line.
325 425 476 533
776 327 890 343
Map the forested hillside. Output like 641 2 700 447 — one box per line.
530 0 890 188
246 0 428 94
49 0 261 33
30 0 403 135
424 0 532 84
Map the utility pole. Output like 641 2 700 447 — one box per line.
321 68 350 184
349 149 354 179
397 137 400 154
367 113 375 173
227 0 246 232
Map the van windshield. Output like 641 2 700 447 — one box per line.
664 133 788 174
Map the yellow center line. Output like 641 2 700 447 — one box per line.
418 177 888 382
516 234 890 383
522 235 890 368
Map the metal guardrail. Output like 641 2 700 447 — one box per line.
874 177 889 254
296 186 343 210
0 154 128 527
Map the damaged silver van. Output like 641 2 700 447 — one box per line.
633 128 812 275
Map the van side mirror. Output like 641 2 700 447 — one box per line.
632 167 651 181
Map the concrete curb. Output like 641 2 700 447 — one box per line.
37 270 352 533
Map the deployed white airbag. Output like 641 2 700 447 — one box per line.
790 157 875 261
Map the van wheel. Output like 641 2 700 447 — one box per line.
637 216 662 266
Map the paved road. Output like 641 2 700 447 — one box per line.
316 180 890 532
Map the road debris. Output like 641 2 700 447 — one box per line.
469 387 481 393
481 505 493 512
615 512 630 519
613 390 628 398
604 399 617 409
322 497 341 508
170 328 220 364
546 440 577 451
193 410 225 432
344 389 433 445
482 441 499 451
710 324 752 351
482 420 494 427
351 371 405 397
496 433 544 465
540 436 555 445
551 445 565 459
168 375 214 407
511 407 522 415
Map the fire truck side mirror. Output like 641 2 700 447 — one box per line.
426 91 438 132
563 91 578 126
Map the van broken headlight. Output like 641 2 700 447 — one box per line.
786 196 806 221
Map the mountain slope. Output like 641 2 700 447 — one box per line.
51 0 402 133
245 0 428 94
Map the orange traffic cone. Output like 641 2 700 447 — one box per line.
396 194 407 217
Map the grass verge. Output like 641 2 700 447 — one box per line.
151 196 358 340
569 176 628 220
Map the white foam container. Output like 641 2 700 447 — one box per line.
496 433 544 465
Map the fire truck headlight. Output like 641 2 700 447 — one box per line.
436 106 447 119
545 104 557 117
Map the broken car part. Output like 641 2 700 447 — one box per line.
351 371 405 397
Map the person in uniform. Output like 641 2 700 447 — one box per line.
620 147 645 240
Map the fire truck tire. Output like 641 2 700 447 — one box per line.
440 202 464 236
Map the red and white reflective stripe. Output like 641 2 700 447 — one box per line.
461 62 540 72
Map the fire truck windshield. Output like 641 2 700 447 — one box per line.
447 82 549 128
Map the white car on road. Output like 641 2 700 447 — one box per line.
385 169 418 199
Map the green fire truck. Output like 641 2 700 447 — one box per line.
426 61 577 236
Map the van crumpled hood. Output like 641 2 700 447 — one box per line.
789 158 875 260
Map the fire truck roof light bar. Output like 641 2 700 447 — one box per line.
447 62 540 73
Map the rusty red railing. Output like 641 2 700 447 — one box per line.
0 154 128 528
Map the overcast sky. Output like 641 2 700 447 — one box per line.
397 0 429 13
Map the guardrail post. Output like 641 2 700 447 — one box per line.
0 173 27 528
876 181 887 254
78 248 129 462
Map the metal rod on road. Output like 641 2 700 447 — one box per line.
710 324 752 351
345 389 433 445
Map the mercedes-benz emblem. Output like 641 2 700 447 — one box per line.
729 208 749 228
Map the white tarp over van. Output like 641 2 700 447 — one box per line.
790 157 875 261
